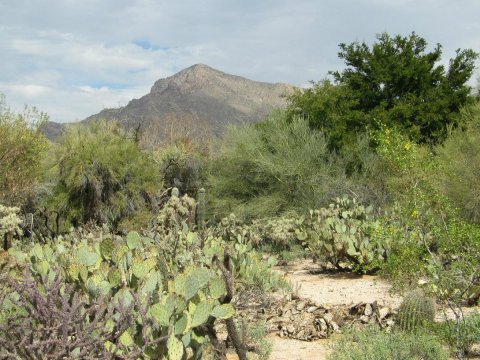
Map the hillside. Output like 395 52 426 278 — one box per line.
40 64 295 143
86 64 295 143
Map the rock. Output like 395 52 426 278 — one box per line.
286 325 295 334
360 315 370 324
317 318 328 332
323 313 333 323
307 306 318 313
330 321 340 332
296 301 306 311
364 303 373 316
379 307 390 320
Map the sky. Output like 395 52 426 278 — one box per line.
1 0 479 123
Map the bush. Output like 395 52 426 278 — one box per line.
434 103 480 223
328 326 448 360
0 94 49 205
209 111 356 220
431 313 480 357
44 120 161 230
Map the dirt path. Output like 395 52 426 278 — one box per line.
267 259 402 360
280 260 402 308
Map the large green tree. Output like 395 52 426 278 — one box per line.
331 32 478 143
290 33 478 147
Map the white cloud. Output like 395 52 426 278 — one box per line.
0 0 479 122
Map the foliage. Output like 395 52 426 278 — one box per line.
0 269 133 359
301 196 386 273
44 120 161 230
152 140 210 197
328 325 448 360
0 230 234 359
209 111 356 220
431 312 480 357
331 32 478 144
372 123 480 358
0 187 290 358
286 80 363 150
397 290 435 332
434 103 480 223
0 94 49 205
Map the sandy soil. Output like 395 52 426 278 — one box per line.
263 259 403 360
243 259 480 360
277 259 402 308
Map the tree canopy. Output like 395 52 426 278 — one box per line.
289 32 478 148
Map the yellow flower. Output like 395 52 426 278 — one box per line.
411 209 418 219
404 143 411 151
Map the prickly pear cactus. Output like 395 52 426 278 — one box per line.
0 221 239 359
397 290 435 332
301 196 385 273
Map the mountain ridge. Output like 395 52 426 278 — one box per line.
41 64 296 143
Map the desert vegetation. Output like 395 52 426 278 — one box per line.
1 32 480 359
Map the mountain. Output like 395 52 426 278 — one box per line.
41 64 296 144
82 64 295 145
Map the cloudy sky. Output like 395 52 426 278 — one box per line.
1 0 479 123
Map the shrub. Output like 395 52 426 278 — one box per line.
328 325 448 360
44 120 161 230
0 94 49 205
431 312 480 357
434 103 480 223
209 111 356 220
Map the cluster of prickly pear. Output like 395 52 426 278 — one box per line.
1 225 237 359
301 196 386 272
262 216 303 247
397 290 435 332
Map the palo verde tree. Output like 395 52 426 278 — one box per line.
45 120 161 230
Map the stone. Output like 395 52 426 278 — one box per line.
360 315 370 323
379 307 390 320
364 303 373 316
323 313 333 323
296 301 306 311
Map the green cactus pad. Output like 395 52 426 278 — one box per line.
209 276 226 299
108 268 122 288
150 295 176 327
167 335 184 360
99 237 115 259
119 330 134 347
174 313 189 335
211 304 235 319
191 302 212 328
77 247 99 267
126 231 142 250
132 260 149 279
